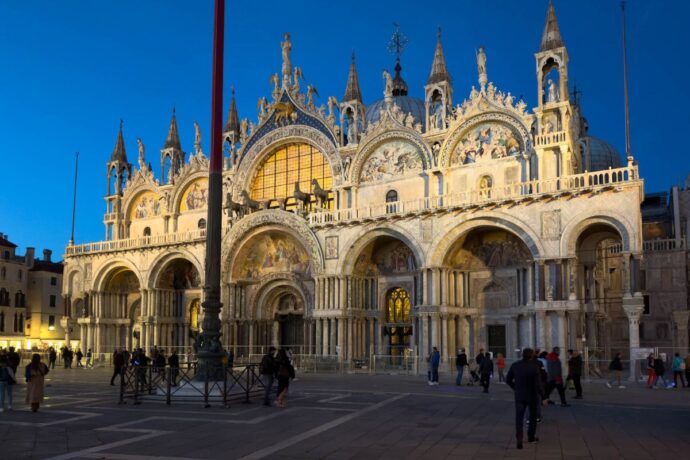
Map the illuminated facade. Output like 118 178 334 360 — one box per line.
62 4 684 368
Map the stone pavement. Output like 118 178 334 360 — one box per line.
0 366 689 459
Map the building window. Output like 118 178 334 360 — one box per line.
49 315 55 330
386 288 411 323
0 312 4 332
0 288 9 306
50 295 56 307
0 267 5 280
50 276 57 286
250 143 333 210
15 291 25 308
18 313 23 332
478 175 493 199
17 269 22 281
643 295 650 315
198 218 207 230
143 227 151 237
639 322 645 340
3 251 8 259
385 190 398 214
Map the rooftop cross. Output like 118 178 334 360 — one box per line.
387 23 408 61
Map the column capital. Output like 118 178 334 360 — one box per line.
623 304 644 323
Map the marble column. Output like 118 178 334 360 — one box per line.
323 319 330 356
536 311 546 350
315 318 323 355
347 318 353 360
272 320 279 347
623 303 644 381
337 318 345 360
441 315 449 362
330 319 337 355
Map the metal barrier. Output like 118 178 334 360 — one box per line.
118 363 265 408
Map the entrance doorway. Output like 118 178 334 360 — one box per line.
385 288 413 365
278 313 304 350
487 325 506 358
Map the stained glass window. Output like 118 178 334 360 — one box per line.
386 288 410 323
250 143 333 210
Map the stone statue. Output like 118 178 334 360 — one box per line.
404 112 415 128
307 84 318 110
504 92 514 107
382 70 393 98
136 138 146 170
257 97 268 119
327 96 338 120
270 73 280 97
470 85 479 101
281 32 292 83
193 121 202 154
240 118 248 139
547 79 558 103
293 67 302 92
476 46 487 87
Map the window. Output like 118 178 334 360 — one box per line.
643 295 650 315
0 288 9 306
198 218 207 230
0 267 5 280
0 312 4 332
3 251 8 259
15 291 25 308
385 190 398 214
50 276 57 286
48 315 55 329
17 269 22 281
18 313 23 332
49 295 56 307
386 288 411 323
250 143 333 210
143 227 151 237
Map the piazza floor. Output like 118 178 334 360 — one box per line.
0 365 688 459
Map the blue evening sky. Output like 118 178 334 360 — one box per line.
1 0 688 258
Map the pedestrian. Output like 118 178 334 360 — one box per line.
0 353 17 412
6 347 20 374
567 349 583 399
506 348 548 449
111 349 125 386
76 349 83 368
533 350 547 422
48 347 57 369
168 350 180 386
25 353 49 412
671 353 686 388
653 355 668 389
546 347 569 406
496 353 506 383
67 348 74 368
479 351 493 393
154 350 166 379
260 346 277 406
455 348 468 385
475 348 485 366
606 352 625 389
85 348 93 368
645 353 655 388
275 348 294 408
429 347 440 386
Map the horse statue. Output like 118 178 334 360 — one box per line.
293 181 311 210
240 190 261 213
311 179 330 208
223 192 243 219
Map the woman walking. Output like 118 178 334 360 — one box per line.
275 349 294 408
672 353 686 388
25 354 49 412
606 352 625 389
496 353 506 383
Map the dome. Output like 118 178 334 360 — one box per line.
585 136 624 171
365 96 426 127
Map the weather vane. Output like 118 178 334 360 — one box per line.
387 23 408 60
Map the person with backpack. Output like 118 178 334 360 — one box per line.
0 353 17 412
479 352 494 393
260 347 277 406
455 349 468 386
567 349 583 399
275 348 294 408
606 352 625 389
546 347 569 406
671 352 686 388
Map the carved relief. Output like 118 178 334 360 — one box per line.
541 210 561 240
129 191 161 220
180 178 209 212
450 122 522 166
232 232 310 280
325 236 338 260
360 140 423 183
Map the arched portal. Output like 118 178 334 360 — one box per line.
100 267 141 354
384 287 412 362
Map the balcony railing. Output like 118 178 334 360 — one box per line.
310 165 640 226
65 229 207 256
534 130 567 147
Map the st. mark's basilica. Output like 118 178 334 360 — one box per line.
61 3 658 369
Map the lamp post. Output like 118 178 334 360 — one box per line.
196 0 225 380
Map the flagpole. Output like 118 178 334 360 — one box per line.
69 151 79 246
621 1 633 163
197 0 225 381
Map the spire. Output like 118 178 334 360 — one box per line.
164 107 182 150
110 119 127 163
224 87 240 134
539 0 564 52
343 51 363 103
388 23 409 96
427 28 451 85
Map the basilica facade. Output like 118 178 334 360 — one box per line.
62 4 648 367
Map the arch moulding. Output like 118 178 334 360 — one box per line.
145 248 205 289
91 258 144 292
560 209 638 257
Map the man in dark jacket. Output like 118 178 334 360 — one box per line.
260 347 277 406
506 348 547 449
546 347 569 406
168 351 180 386
111 349 125 386
455 349 468 386
6 347 20 374
567 349 583 399
479 352 494 393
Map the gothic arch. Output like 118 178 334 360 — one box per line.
64 267 84 297
438 112 531 169
249 276 309 321
350 129 433 185
121 182 161 219
338 224 426 275
221 210 324 277
92 259 144 292
145 249 204 289
170 170 209 215
428 212 543 267
233 126 343 196
561 210 637 257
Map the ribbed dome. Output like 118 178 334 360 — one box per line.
586 136 624 171
365 96 426 127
